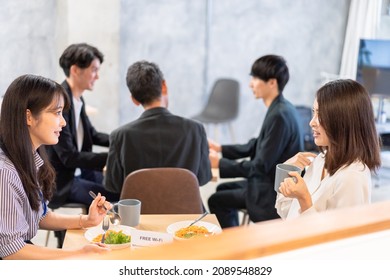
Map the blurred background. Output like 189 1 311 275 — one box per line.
1 0 390 144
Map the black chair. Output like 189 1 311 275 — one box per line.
295 105 316 152
374 133 390 188
239 209 250 226
45 203 88 248
192 78 240 142
381 133 390 149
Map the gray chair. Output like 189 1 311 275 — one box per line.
120 168 204 214
192 78 240 142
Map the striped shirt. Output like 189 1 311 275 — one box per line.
0 148 48 258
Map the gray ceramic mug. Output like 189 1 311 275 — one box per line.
113 199 141 227
274 163 302 193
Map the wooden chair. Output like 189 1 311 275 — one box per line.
120 168 204 214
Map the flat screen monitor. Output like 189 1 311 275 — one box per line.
356 39 390 96
356 39 390 122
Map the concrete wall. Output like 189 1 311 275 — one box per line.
55 0 121 133
0 0 57 89
119 0 351 143
0 0 355 144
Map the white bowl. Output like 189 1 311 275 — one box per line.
84 224 134 249
166 220 222 240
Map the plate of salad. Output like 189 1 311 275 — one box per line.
84 224 134 249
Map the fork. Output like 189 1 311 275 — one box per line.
101 216 109 243
88 191 121 225
188 211 209 227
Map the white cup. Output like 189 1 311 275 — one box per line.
274 163 302 193
114 199 141 227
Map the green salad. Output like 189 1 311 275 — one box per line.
104 230 131 244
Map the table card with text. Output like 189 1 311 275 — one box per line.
131 229 173 247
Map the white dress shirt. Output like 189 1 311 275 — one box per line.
73 97 84 176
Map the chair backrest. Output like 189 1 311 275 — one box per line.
198 78 240 122
120 168 204 214
295 105 316 152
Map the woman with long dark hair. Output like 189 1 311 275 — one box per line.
276 79 381 219
0 74 110 259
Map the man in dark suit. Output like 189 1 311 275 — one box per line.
104 60 212 194
208 55 304 228
47 43 119 209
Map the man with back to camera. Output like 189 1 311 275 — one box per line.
104 60 212 195
47 43 119 210
208 54 304 228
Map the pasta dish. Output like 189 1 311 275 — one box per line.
174 225 212 239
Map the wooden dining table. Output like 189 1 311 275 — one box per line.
62 201 390 260
63 214 220 257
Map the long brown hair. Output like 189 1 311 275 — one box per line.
0 74 70 211
316 79 381 175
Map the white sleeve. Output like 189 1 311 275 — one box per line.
275 192 293 219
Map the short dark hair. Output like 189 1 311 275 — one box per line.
126 60 164 105
316 79 381 175
250 55 289 93
59 43 104 77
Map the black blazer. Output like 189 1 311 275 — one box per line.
104 107 212 194
46 81 109 208
219 95 304 222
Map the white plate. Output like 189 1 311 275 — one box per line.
166 220 222 240
84 224 134 249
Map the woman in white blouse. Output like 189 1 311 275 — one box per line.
275 79 381 219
